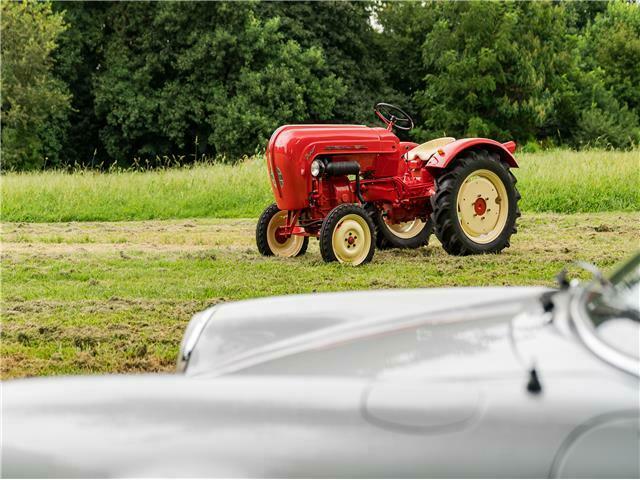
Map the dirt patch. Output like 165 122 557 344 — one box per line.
2 298 219 318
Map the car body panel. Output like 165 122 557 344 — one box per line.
185 287 548 377
3 373 638 478
3 287 639 478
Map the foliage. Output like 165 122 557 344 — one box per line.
581 2 640 113
377 0 639 149
258 1 406 125
50 2 109 166
564 0 608 30
568 1 640 148
2 0 640 169
571 72 640 149
60 2 344 162
1 0 71 170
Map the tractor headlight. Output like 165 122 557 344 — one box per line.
310 159 324 177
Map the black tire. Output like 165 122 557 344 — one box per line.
365 204 391 249
320 204 376 265
431 150 520 256
373 210 433 249
256 203 309 257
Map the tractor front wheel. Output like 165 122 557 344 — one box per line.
320 204 376 266
431 150 520 255
256 203 308 257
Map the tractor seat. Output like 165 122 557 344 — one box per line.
407 137 456 161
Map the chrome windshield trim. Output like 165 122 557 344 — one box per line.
570 286 639 378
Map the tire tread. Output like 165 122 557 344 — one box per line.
431 150 520 256
320 204 376 265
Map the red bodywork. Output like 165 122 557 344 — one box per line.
266 124 517 236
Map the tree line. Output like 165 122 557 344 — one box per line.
1 0 638 171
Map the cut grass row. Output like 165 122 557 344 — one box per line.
2 212 639 379
2 150 639 222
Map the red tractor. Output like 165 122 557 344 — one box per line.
256 103 521 266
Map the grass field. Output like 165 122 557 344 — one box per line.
2 150 639 222
2 212 639 379
2 149 639 379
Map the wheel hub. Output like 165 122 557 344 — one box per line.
473 197 487 216
274 227 289 244
332 216 370 264
456 169 510 244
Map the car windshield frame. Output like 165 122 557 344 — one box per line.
570 253 640 377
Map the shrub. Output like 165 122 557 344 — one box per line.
0 0 71 171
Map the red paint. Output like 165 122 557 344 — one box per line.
474 198 487 215
265 122 517 238
424 138 518 170
274 228 289 244
502 141 517 154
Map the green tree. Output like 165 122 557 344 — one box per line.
408 1 578 144
581 1 640 113
51 2 109 166
562 1 640 148
564 0 608 30
570 70 640 149
374 1 440 104
1 0 71 170
258 1 405 125
9 0 638 171
376 0 638 149
89 1 344 163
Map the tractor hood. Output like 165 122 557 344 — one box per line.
266 124 401 210
181 287 556 377
267 124 396 162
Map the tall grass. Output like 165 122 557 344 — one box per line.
517 150 639 213
1 158 272 222
2 150 638 222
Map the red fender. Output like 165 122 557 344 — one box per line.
425 138 518 169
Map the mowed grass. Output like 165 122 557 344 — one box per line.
2 212 639 379
2 150 639 222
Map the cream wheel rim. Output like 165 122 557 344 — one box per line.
266 211 305 257
456 169 509 244
384 218 426 239
332 214 371 265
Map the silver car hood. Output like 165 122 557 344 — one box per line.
183 287 551 377
5 288 638 478
3 359 636 478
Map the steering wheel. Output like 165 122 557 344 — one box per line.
374 102 414 131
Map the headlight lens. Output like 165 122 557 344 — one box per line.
310 159 323 177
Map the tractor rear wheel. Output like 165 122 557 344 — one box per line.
431 150 520 255
320 204 376 266
374 212 432 249
256 203 308 257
